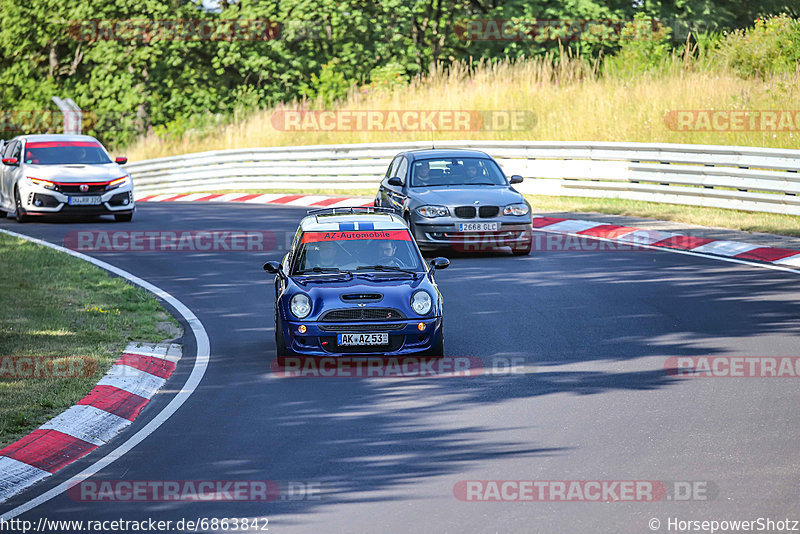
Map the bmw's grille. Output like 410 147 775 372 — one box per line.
319 323 404 332
479 206 499 218
454 206 476 218
320 308 405 322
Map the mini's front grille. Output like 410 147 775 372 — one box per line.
341 293 382 301
479 206 499 218
454 206 476 218
56 183 109 194
320 308 405 322
319 323 404 332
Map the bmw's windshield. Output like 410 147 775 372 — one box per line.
410 157 507 187
24 141 111 165
293 230 424 274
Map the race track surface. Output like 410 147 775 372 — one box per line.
2 203 799 533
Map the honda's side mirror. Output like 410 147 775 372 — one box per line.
115 157 128 165
387 177 403 187
509 175 523 184
430 257 450 270
263 261 282 274
2 157 18 166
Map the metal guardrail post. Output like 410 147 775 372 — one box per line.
51 97 82 134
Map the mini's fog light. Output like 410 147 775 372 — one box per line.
298 325 307 334
417 322 425 331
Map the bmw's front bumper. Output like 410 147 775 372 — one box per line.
280 317 443 356
409 216 533 251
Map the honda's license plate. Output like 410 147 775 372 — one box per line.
68 196 102 206
337 333 389 346
457 222 499 232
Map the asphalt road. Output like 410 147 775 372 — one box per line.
2 203 799 534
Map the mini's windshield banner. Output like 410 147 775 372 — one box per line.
301 230 412 243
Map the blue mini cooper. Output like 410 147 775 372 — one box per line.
264 207 450 357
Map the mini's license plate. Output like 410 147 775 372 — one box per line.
457 222 499 232
68 196 102 206
337 333 389 346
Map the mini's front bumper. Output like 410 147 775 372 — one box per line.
17 181 135 215
281 317 443 356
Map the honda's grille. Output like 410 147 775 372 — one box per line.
479 206 499 218
454 206 476 218
55 183 109 194
321 308 405 322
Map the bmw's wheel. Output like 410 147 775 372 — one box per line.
114 212 133 222
14 187 29 223
512 240 532 256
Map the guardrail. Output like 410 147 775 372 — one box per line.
126 140 800 216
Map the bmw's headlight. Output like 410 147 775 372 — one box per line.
503 203 530 216
416 205 449 218
411 290 432 315
290 293 311 319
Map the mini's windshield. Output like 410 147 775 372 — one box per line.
293 230 424 274
24 141 111 165
410 157 507 187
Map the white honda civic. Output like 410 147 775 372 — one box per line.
0 134 134 222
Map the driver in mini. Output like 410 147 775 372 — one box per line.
376 240 399 266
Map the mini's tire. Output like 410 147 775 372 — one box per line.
275 313 290 357
426 328 445 357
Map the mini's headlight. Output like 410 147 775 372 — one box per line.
416 205 449 218
107 176 130 190
290 293 311 319
27 177 56 190
411 290 432 315
503 203 530 216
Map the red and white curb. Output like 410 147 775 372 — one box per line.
532 216 800 268
0 343 181 504
135 192 373 208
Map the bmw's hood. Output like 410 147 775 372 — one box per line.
24 164 126 182
411 186 524 206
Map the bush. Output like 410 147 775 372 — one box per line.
718 15 800 78
602 13 673 77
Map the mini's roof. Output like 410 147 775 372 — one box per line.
300 211 407 233
404 148 491 160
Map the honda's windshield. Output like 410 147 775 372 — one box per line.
24 141 111 165
293 229 424 274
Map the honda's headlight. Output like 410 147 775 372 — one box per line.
411 290 433 315
503 203 529 216
416 205 449 218
27 177 56 190
290 293 312 319
107 176 131 190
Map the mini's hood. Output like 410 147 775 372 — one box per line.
23 164 126 183
410 186 524 206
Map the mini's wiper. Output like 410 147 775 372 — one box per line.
297 267 348 274
355 265 418 274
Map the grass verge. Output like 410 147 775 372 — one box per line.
0 233 182 447
524 195 800 238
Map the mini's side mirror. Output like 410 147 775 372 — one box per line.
263 261 281 274
115 156 128 165
509 175 523 184
430 257 450 270
2 157 18 166
387 177 403 186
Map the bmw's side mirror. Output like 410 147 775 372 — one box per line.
263 261 281 274
509 175 523 184
430 257 450 270
387 177 403 186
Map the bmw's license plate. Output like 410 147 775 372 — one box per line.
68 196 102 206
457 222 499 232
337 333 389 346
